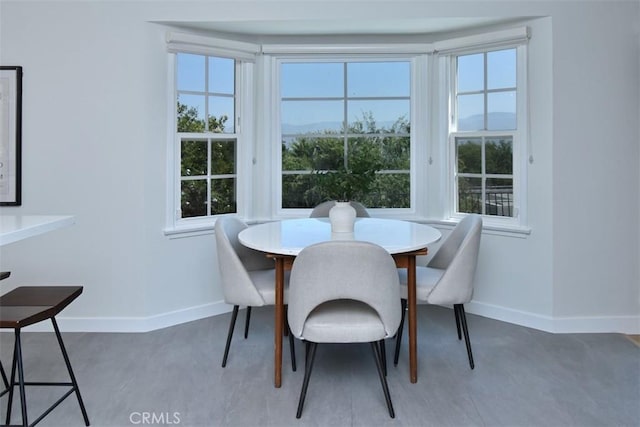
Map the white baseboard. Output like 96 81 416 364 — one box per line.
466 301 640 334
10 300 232 333
6 300 638 335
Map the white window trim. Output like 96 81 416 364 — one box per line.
439 43 529 230
164 37 259 237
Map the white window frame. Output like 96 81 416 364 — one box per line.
164 34 258 236
266 53 427 218
440 43 529 230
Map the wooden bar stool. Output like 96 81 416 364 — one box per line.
0 286 90 426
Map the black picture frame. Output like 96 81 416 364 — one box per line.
0 66 22 206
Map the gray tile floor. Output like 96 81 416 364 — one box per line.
1 305 638 427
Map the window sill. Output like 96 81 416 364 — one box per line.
423 218 532 238
163 214 532 240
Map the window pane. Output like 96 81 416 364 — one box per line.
485 137 513 175
281 63 343 98
347 62 410 97
282 174 324 208
458 177 482 214
281 100 344 132
177 94 205 132
379 136 410 170
177 53 205 92
181 180 207 218
208 57 235 94
457 53 484 93
283 137 341 172
488 49 516 90
181 140 207 176
486 178 513 217
487 91 516 130
211 140 235 174
348 100 410 132
208 95 235 133
210 178 236 214
457 94 484 131
456 138 482 174
366 173 410 208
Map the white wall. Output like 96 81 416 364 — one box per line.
0 0 637 333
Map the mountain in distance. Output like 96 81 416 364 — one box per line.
458 112 516 131
282 112 516 136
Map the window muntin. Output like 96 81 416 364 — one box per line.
280 60 411 209
452 47 518 219
176 53 238 219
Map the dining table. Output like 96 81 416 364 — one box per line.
238 217 441 388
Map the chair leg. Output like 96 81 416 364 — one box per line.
455 304 475 370
51 317 90 426
454 305 462 340
393 299 407 366
296 342 318 419
371 342 395 418
222 305 239 368
288 326 296 372
244 306 252 339
380 339 387 376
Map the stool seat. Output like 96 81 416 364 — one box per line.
0 285 89 426
0 286 83 329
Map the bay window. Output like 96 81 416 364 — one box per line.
166 28 530 235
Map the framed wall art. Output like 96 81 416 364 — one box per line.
0 66 22 206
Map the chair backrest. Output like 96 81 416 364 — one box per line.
287 240 401 340
214 217 272 307
309 200 371 218
425 214 482 305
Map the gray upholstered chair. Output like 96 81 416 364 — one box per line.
215 217 296 370
394 214 482 369
309 200 371 218
288 240 401 418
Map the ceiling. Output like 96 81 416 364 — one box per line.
168 17 522 37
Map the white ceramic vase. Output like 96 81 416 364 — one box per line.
329 201 356 233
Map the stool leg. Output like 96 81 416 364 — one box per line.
5 336 19 425
0 361 8 389
9 329 29 427
51 318 90 426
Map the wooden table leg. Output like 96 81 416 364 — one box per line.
274 257 284 388
407 255 418 383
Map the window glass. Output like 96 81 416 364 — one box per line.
347 62 410 97
176 53 238 219
457 53 483 92
487 49 516 89
280 60 411 209
281 63 344 98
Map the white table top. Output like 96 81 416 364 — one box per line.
239 218 441 256
0 215 76 246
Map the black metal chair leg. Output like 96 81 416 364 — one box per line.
371 342 395 418
393 299 407 366
244 306 252 339
454 305 462 340
296 342 318 419
51 317 90 426
222 305 239 367
288 326 296 372
455 304 475 369
380 339 387 376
